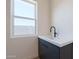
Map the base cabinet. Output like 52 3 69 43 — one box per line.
38 38 73 59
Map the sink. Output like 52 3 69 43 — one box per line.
38 35 73 47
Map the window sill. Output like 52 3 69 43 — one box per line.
10 34 38 39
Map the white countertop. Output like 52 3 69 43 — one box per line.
38 35 73 47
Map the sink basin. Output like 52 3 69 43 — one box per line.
38 35 73 47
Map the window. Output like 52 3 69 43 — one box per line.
12 0 37 36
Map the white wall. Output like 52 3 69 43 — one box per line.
6 37 38 59
38 0 51 35
51 0 73 37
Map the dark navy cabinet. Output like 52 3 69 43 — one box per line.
38 38 73 59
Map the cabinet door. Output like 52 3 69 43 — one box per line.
38 38 60 59
39 40 49 59
48 44 60 59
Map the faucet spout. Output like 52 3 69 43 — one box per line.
50 26 57 37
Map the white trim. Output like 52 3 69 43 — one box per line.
10 34 38 38
14 16 35 20
22 0 36 5
35 1 38 35
10 0 14 37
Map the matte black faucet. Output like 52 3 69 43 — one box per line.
50 26 57 37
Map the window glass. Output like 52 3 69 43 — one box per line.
14 17 35 35
14 17 35 26
13 0 36 35
14 0 35 18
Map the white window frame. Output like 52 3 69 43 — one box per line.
10 0 38 38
